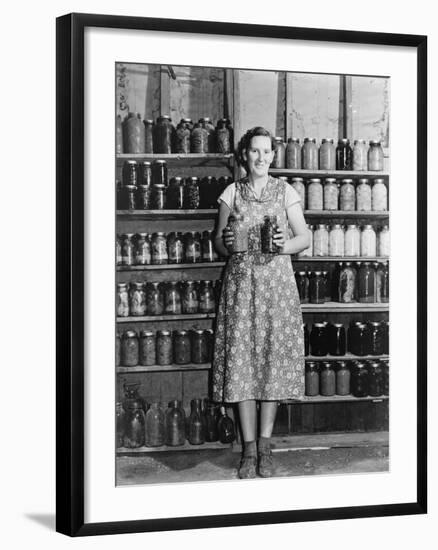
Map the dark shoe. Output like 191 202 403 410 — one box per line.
258 448 275 478
238 455 257 479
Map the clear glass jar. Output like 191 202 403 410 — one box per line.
121 330 139 366
136 184 152 210
298 224 314 257
121 233 135 266
338 262 357 303
307 178 323 210
151 232 168 265
156 330 173 365
184 177 200 209
191 329 209 364
181 280 199 314
173 330 192 365
139 330 156 366
188 398 206 445
190 122 209 153
165 400 186 446
261 215 280 254
153 115 174 154
372 178 388 211
166 177 184 209
199 280 216 313
323 178 339 210
305 362 319 396
200 117 215 152
320 362 336 396
272 137 286 168
329 224 345 256
120 185 137 210
302 138 318 170
361 225 377 257
151 184 166 210
351 362 369 397
344 224 361 256
116 235 122 265
228 213 248 253
184 231 202 263
368 361 383 396
368 140 384 171
151 159 168 187
376 261 389 303
313 224 329 256
348 323 368 356
122 160 138 187
352 139 368 171
309 271 326 304
358 261 376 303
202 230 218 262
356 178 372 211
286 138 301 169
339 179 356 211
134 233 151 265
145 402 165 447
328 324 346 356
336 138 353 170
129 282 146 316
167 232 184 264
377 226 390 257
164 281 182 314
319 138 336 170
138 161 152 187
117 283 129 317
295 271 310 303
215 118 232 154
146 282 164 315
175 119 191 154
290 177 305 210
336 361 351 395
123 112 145 154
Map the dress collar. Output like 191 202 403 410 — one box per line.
239 176 277 203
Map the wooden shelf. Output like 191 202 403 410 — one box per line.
284 394 388 404
117 440 231 455
292 256 389 262
304 210 389 218
117 209 218 220
117 153 233 160
117 363 211 373
306 354 389 361
269 168 389 178
117 262 226 271
117 313 216 323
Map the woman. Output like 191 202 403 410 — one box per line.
212 126 310 479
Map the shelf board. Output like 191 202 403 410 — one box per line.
269 168 389 178
117 440 231 455
306 354 389 361
292 256 389 262
117 363 211 373
117 313 216 323
117 209 218 220
304 210 389 218
117 153 233 160
117 262 226 271
284 394 389 404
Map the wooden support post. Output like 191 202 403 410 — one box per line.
160 65 171 116
285 72 294 140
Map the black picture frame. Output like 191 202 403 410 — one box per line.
56 12 427 537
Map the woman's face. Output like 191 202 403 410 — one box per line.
244 135 274 178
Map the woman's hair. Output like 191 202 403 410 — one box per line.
235 126 276 172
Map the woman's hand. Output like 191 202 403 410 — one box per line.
222 225 234 249
273 228 286 251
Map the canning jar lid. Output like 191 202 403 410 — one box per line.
321 138 334 143
153 159 167 165
122 330 137 338
139 330 155 337
324 178 337 184
358 178 370 184
157 329 171 336
287 137 300 143
339 138 350 144
369 140 381 145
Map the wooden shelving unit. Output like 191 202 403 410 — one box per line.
269 168 389 178
117 262 226 271
117 363 211 373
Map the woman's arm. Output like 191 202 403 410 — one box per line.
273 203 310 255
214 200 232 257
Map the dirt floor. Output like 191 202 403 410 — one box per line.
116 445 389 486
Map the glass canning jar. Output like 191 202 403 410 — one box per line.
290 177 305 210
368 361 383 396
146 282 164 315
134 233 151 265
336 361 351 396
344 224 361 257
351 362 369 397
339 179 356 211
116 235 122 265
151 159 168 187
136 184 152 211
338 262 357 303
295 271 309 303
305 362 319 396
129 282 146 316
329 224 345 257
358 262 376 303
144 119 154 154
191 329 209 364
184 177 200 209
173 330 192 365
200 117 216 152
319 138 336 170
117 283 129 317
138 160 152 187
181 280 199 314
368 140 384 171
199 176 218 209
356 179 372 211
145 402 165 447
215 118 232 154
302 138 318 170
309 271 326 304
166 177 185 209
348 323 368 356
328 323 346 356
151 232 168 265
377 226 390 257
139 330 156 366
122 160 138 187
167 232 184 264
175 119 191 154
164 281 182 314
310 323 329 356
202 230 218 262
165 400 186 447
307 178 323 210
352 139 368 171
199 280 216 313
120 185 137 210
261 215 280 254
123 113 145 154
376 262 389 303
361 225 377 257
320 362 336 396
323 178 339 210
313 224 329 256
156 330 173 365
153 115 174 154
121 233 135 266
272 137 286 168
336 138 353 170
151 184 166 210
190 122 209 153
286 138 301 169
121 330 139 366
372 178 388 211
184 231 202 263
228 213 248 254
367 321 385 356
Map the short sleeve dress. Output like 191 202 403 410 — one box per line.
212 176 305 403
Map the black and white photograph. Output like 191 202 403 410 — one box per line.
115 62 390 486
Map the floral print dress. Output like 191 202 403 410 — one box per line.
212 176 305 403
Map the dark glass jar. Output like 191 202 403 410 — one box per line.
336 361 351 396
328 323 346 356
309 271 325 304
338 262 357 303
145 402 165 447
167 232 184 264
376 262 389 303
191 329 209 364
120 185 137 210
351 362 369 397
348 322 368 356
153 115 174 154
205 404 219 442
151 159 168 187
165 400 186 446
336 138 353 170
121 330 139 366
121 233 135 266
320 362 336 396
136 184 152 210
123 382 146 413
151 232 168 265
358 262 376 303
205 328 214 362
115 333 121 366
367 321 384 356
116 235 122 265
156 330 173 365
305 361 319 396
129 282 146 316
201 230 217 262
188 398 206 445
286 138 301 169
382 359 389 394
200 117 216 152
134 233 151 265
199 280 216 313
199 176 219 209
310 323 328 356
381 321 389 354
184 177 200 209
303 324 309 356
173 330 191 365
117 283 129 317
175 119 191 154
116 402 125 448
368 361 383 396
122 160 138 187
302 137 318 170
296 271 309 303
181 281 199 314
184 231 202 263
272 137 286 168
215 118 231 154
166 177 184 209
164 281 182 314
123 112 145 154
139 330 156 366
261 215 279 254
146 282 164 315
322 270 330 303
191 122 209 153
144 119 154 153
123 398 146 448
151 184 166 210
138 160 152 187
217 407 236 444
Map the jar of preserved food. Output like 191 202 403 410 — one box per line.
358 261 376 303
377 226 390 257
151 232 168 265
175 119 191 154
352 139 368 171
296 271 309 303
302 137 318 170
184 231 202 263
310 322 328 356
165 400 186 447
156 330 173 365
338 261 357 303
138 160 152 187
191 329 209 363
307 179 323 210
367 321 384 355
336 138 353 170
129 282 146 316
217 407 236 444
151 159 168 187
181 280 199 313
139 330 156 366
199 176 215 209
116 402 125 447
144 119 154 153
205 403 219 442
164 281 182 314
145 402 165 447
344 225 361 256
368 361 383 396
116 235 122 265
351 362 369 397
200 117 216 152
286 138 301 169
153 115 174 154
382 359 389 394
116 115 123 154
122 160 138 187
309 271 325 304
199 280 216 313
261 215 279 254
322 270 330 302
368 140 384 171
305 361 319 396
290 177 305 210
272 137 286 168
184 177 200 209
381 321 389 354
173 330 191 365
121 330 139 366
202 230 218 262
320 362 336 396
329 224 345 257
348 322 368 356
303 323 309 355
151 184 166 210
167 231 184 264
323 178 339 210
117 283 130 317
123 394 146 448
136 184 152 210
319 138 336 170
328 323 346 356
188 398 206 445
191 122 209 153
339 179 356 211
298 224 314 257
114 334 121 370
361 225 377 257
313 224 329 256
215 118 231 154
123 112 145 154
376 261 389 303
134 233 151 265
372 178 388 211
356 179 372 211
120 185 137 210
336 361 351 396
146 282 164 315
227 213 249 254
166 177 184 209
